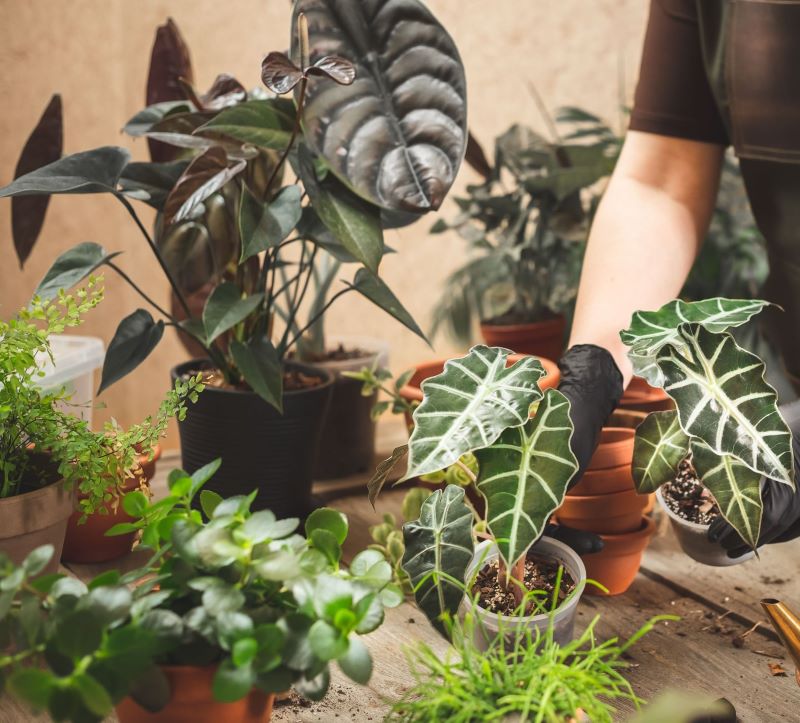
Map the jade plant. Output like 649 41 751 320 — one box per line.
0 462 401 721
623 298 795 549
0 278 201 515
0 2 467 407
368 346 579 632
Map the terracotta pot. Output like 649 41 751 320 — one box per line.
618 376 673 413
399 354 561 429
587 427 635 471
0 480 72 575
607 409 647 431
582 516 656 596
61 445 161 564
116 665 274 723
479 315 566 361
568 464 633 497
556 488 649 534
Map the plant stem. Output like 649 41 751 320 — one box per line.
454 458 477 484
107 262 175 321
277 243 318 355
283 286 353 352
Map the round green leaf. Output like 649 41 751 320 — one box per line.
73 673 113 717
212 659 255 702
337 637 372 685
22 545 54 576
310 529 342 566
305 508 348 544
308 620 348 661
232 637 258 667
8 668 53 709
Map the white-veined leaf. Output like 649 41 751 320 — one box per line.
476 389 578 568
632 410 690 493
691 440 763 550
657 325 793 486
403 346 545 480
401 486 474 636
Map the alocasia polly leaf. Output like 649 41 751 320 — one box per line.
632 410 690 493
476 389 578 568
401 486 473 635
403 346 545 480
657 325 793 486
690 440 763 551
99 310 165 393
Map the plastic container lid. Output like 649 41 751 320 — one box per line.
34 334 105 391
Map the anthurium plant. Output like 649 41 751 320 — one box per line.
367 346 579 633
0 278 202 514
623 298 795 550
0 461 401 722
0 2 467 408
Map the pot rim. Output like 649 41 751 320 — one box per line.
478 315 566 333
655 486 711 531
595 515 656 546
172 358 335 398
560 487 648 509
463 537 587 625
0 477 68 507
300 334 390 374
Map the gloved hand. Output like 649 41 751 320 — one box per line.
708 400 800 557
549 344 625 555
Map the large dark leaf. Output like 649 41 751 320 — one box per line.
119 160 189 209
163 147 246 225
230 337 283 411
195 74 247 110
0 146 130 197
146 17 194 161
156 220 216 294
464 130 492 180
346 268 427 343
12 94 63 268
99 310 165 393
292 0 467 214
239 185 302 262
197 100 296 151
35 242 120 300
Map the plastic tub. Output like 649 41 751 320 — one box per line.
460 538 586 650
34 335 105 428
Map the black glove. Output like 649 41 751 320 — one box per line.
549 345 624 555
708 399 800 558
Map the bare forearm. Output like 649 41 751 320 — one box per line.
569 132 723 383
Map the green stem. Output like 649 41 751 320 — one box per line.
107 262 175 321
277 243 317 355
283 286 353 353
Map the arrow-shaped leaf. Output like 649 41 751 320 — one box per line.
35 242 120 300
366 445 408 508
691 440 763 551
202 282 263 343
476 388 578 568
657 325 793 486
239 185 302 263
401 485 474 636
404 346 545 480
196 99 296 150
632 410 690 493
230 337 283 412
99 310 165 393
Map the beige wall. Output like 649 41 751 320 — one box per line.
0 0 648 448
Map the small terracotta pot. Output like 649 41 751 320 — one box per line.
115 665 274 723
479 315 566 361
556 488 649 534
587 428 635 471
61 445 161 564
582 516 656 596
399 354 560 429
607 409 647 431
568 464 633 497
0 480 73 575
618 376 673 413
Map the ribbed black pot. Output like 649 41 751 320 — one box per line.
172 359 334 518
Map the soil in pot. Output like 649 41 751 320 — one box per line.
173 359 333 519
115 665 274 723
61 445 161 564
661 459 720 525
473 555 576 616
480 312 566 361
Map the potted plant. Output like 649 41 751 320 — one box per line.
429 114 617 360
0 2 466 511
623 298 795 566
0 462 402 722
368 345 587 644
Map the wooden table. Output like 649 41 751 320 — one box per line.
3 419 799 722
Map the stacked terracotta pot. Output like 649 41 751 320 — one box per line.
556 413 655 595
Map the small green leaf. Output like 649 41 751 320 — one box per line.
73 673 113 716
99 309 164 393
202 282 263 344
55 610 103 658
200 489 224 518
203 583 245 616
232 637 258 667
242 510 299 544
308 620 348 661
7 668 53 709
212 659 255 702
106 521 140 536
337 637 372 684
310 529 342 566
82 585 133 625
305 508 348 544
230 337 283 411
22 545 54 576
191 458 222 494
34 241 119 300
122 490 149 517
239 185 302 262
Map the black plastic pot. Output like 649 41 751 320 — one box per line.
172 359 334 518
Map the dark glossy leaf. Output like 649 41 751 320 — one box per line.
82 585 133 625
308 56 356 85
12 94 63 267
163 147 246 225
197 73 247 110
261 51 303 94
230 337 283 411
99 309 165 393
305 508 348 544
198 99 296 151
56 609 103 658
0 146 130 197
239 185 302 262
156 221 215 295
202 282 263 343
129 666 170 713
119 159 189 209
347 268 427 343
123 100 193 137
293 0 466 212
35 242 120 300
465 129 492 180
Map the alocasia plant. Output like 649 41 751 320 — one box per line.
367 346 579 633
624 298 795 550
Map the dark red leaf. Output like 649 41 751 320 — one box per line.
146 18 194 161
261 52 303 95
199 74 247 110
12 94 63 268
465 130 492 180
308 56 356 86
